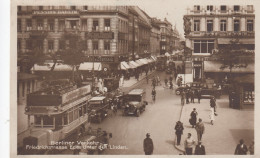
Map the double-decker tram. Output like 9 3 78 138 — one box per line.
18 81 92 154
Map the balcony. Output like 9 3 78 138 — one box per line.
188 31 255 38
29 30 48 38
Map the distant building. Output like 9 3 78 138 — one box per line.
184 5 255 108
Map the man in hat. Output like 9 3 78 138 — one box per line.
143 133 154 155
194 141 206 155
175 121 184 146
195 118 205 141
234 139 248 155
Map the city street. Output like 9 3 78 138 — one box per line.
89 71 183 155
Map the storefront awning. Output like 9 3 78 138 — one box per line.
151 56 157 61
129 61 140 68
54 63 73 71
31 62 72 71
233 74 254 84
120 61 131 70
79 62 102 71
139 58 149 64
135 59 145 66
204 61 254 73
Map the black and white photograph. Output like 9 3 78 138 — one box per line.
10 0 258 156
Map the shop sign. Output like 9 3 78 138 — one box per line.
86 56 115 62
85 32 114 39
193 63 202 67
18 34 30 38
32 10 79 15
185 61 192 74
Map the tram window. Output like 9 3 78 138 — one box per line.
74 109 79 119
34 116 41 125
83 105 87 114
63 114 68 125
43 115 53 126
68 111 73 123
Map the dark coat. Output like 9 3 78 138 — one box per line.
143 138 154 154
235 144 248 155
190 111 197 125
195 145 206 155
175 123 184 135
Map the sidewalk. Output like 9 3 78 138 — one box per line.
174 95 254 155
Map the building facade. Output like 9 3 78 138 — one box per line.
184 5 255 108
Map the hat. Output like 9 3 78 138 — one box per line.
193 108 196 110
146 133 150 137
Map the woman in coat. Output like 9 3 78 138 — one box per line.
190 108 198 128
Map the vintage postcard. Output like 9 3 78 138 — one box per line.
10 0 259 157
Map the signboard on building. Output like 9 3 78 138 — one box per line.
85 32 114 39
86 56 117 63
185 61 192 74
32 10 79 15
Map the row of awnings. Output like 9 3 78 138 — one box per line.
31 56 157 72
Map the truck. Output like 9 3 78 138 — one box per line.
88 97 109 123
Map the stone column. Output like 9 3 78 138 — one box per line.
88 40 92 54
43 18 48 30
227 17 233 31
99 40 104 54
54 39 59 52
200 17 206 31
240 17 246 31
21 18 26 32
87 18 93 32
32 19 37 30
21 38 26 53
54 18 59 33
43 39 48 54
99 18 104 32
214 17 219 31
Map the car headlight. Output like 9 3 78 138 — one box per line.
126 104 129 107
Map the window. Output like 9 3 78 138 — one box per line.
26 39 32 50
43 115 53 126
17 19 21 32
220 5 227 12
194 20 200 31
37 19 43 30
194 5 200 11
26 19 32 31
59 19 65 31
93 20 99 31
18 6 22 11
48 41 54 52
247 20 253 31
71 6 76 10
207 5 213 11
68 111 73 123
207 20 213 32
104 19 110 31
39 6 43 10
17 39 21 51
104 41 110 54
162 45 166 50
59 40 65 50
234 20 240 32
161 36 166 41
194 40 214 54
48 19 54 31
36 40 43 50
34 116 41 125
63 113 68 125
234 5 240 12
70 20 77 29
93 41 98 54
82 19 87 31
83 6 88 10
220 20 226 31
27 81 30 94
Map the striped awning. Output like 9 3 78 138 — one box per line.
120 61 131 70
128 61 140 68
79 62 102 71
140 58 149 64
135 59 144 66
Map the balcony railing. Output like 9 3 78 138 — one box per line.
188 31 255 37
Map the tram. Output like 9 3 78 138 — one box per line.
18 80 92 154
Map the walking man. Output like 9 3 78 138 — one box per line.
197 89 201 104
184 133 195 155
164 78 168 87
210 96 217 115
175 121 184 146
195 118 205 142
190 90 195 103
190 108 198 128
185 89 190 104
143 133 154 155
194 141 206 155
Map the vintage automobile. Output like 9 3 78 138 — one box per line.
88 97 109 123
124 89 148 117
175 84 191 95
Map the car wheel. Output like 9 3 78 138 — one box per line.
136 109 140 117
175 90 181 95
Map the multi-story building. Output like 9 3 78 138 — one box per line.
150 19 161 56
184 5 255 108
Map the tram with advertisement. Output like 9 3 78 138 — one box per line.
18 80 92 154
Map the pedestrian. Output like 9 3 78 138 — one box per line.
248 141 254 155
189 108 198 128
234 139 248 155
184 133 195 155
169 75 173 83
210 96 217 115
195 118 205 142
197 89 201 104
181 91 185 106
169 81 173 89
185 89 190 104
157 75 161 86
164 78 168 87
190 90 195 103
175 121 184 146
143 133 154 155
209 107 215 125
194 141 206 155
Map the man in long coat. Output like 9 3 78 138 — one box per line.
143 133 154 155
195 118 205 141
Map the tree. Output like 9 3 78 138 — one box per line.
57 32 86 83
